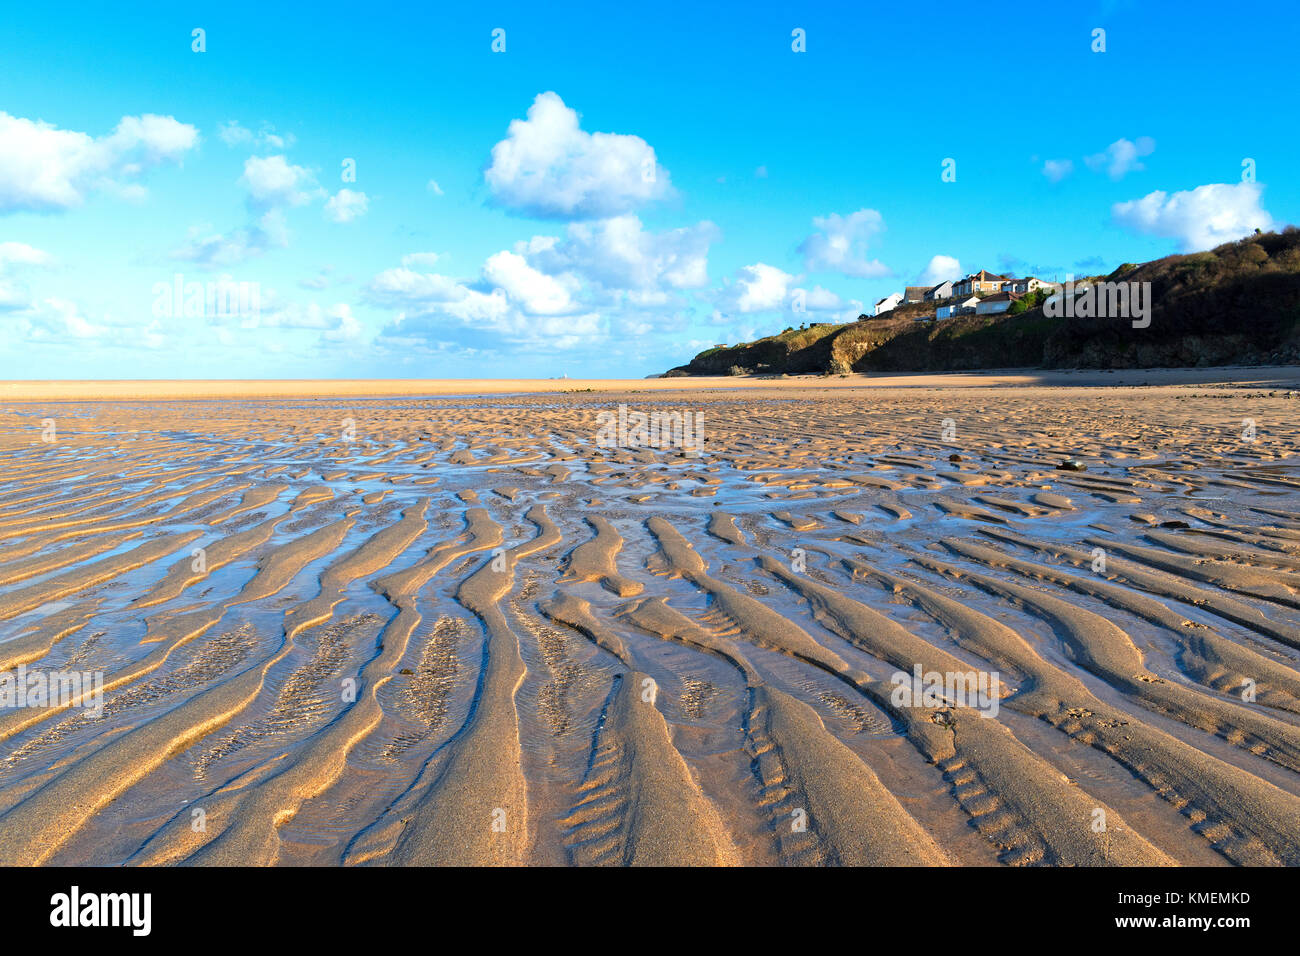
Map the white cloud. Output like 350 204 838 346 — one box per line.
798 209 891 277
217 121 252 147
321 304 363 343
217 121 294 151
525 214 718 292
0 242 52 269
1111 182 1273 252
170 210 288 266
0 111 198 213
0 280 29 311
7 297 164 347
790 285 862 319
0 242 54 311
484 92 671 219
28 297 104 339
324 188 369 223
918 254 962 286
482 250 577 315
1042 159 1074 182
1085 137 1155 180
252 301 352 331
241 155 317 208
366 268 470 308
427 179 444 196
173 155 320 265
366 212 721 360
722 263 794 313
365 249 602 353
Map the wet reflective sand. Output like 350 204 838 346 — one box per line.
1 380 1298 865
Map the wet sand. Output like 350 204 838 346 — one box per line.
5 364 1300 401
1 376 1299 866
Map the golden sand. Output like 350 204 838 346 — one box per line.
0 375 1298 865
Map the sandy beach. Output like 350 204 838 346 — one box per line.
5 365 1300 401
0 372 1298 866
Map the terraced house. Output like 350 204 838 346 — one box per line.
951 270 1010 296
1000 276 1062 295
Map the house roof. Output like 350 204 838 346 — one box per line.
875 294 901 305
926 280 951 292
904 286 929 297
983 291 1022 302
971 270 1008 281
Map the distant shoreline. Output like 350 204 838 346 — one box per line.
4 365 1300 402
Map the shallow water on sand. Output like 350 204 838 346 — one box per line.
0 384 1298 866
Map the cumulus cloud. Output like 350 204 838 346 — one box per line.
0 111 198 213
719 263 795 313
241 155 317 208
5 296 166 349
0 242 54 311
798 209 891 278
917 254 961 286
525 215 718 293
365 268 474 309
365 214 718 356
482 250 577 315
1042 159 1074 183
789 285 863 319
172 156 321 266
21 297 105 339
369 261 600 351
321 304 364 343
250 301 353 331
324 188 369 223
484 92 671 219
1111 182 1272 252
1086 137 1155 180
217 121 294 151
170 211 288 267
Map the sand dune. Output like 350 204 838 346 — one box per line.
0 378 1298 865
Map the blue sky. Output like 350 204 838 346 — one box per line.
0 0 1292 379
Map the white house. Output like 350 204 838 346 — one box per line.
976 291 1023 314
936 295 979 319
1000 276 1062 295
874 292 903 316
923 280 953 301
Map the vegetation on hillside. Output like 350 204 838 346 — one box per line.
665 229 1300 376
